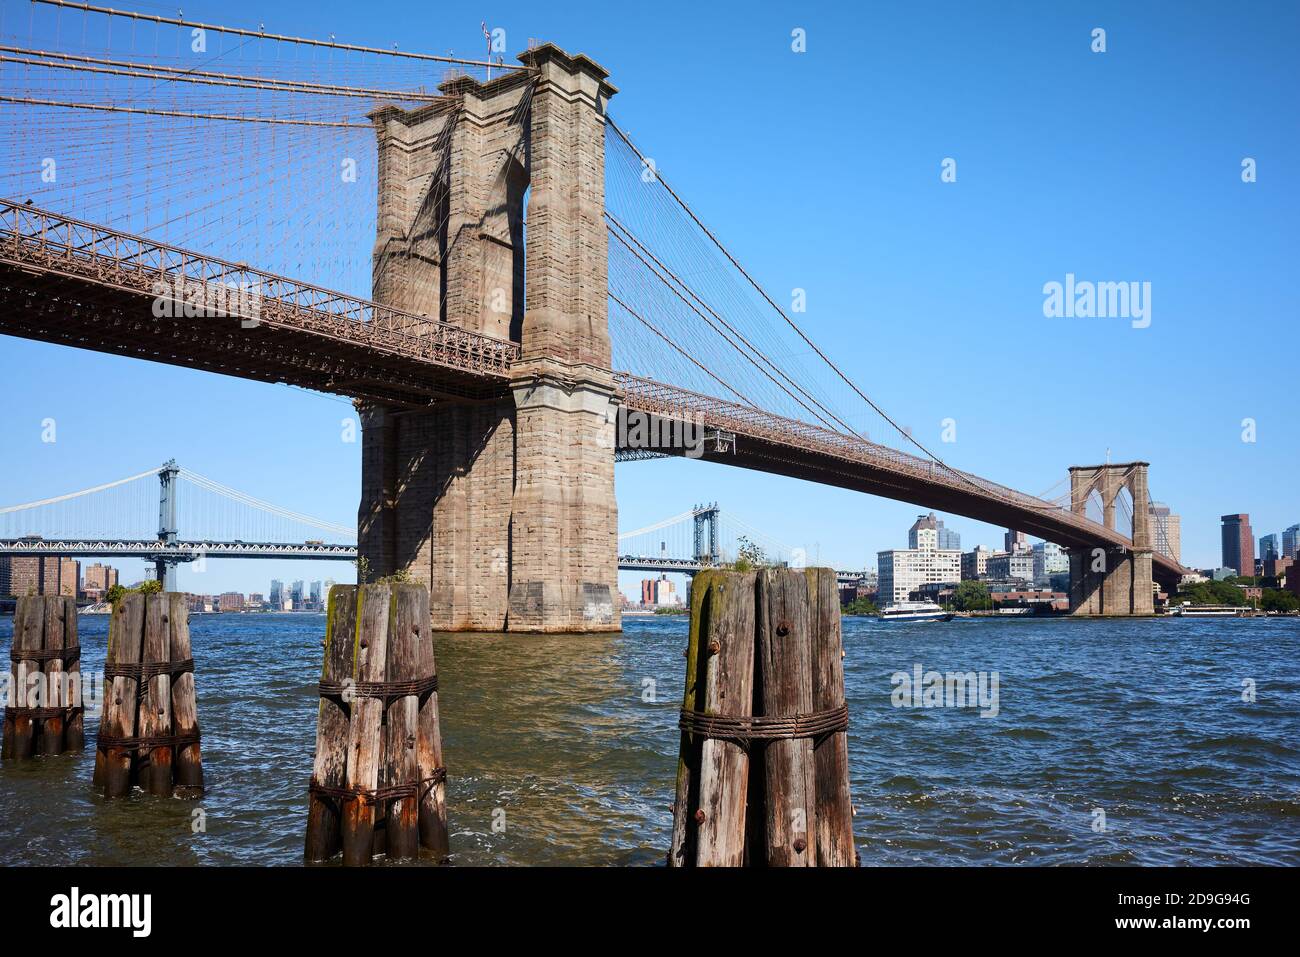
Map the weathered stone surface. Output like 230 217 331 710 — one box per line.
1067 463 1155 616
359 44 620 633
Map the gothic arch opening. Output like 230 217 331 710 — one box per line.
480 154 528 342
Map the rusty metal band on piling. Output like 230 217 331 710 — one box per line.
678 704 849 744
308 767 448 804
316 674 438 703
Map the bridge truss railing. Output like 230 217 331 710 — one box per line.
0 199 521 378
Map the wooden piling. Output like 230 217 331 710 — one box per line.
64 598 84 752
690 570 756 866
3 596 83 761
382 586 422 859
305 586 357 863
307 583 448 865
342 583 389 866
670 567 855 867
807 567 855 866
38 596 67 755
93 591 204 798
139 595 174 796
168 593 203 796
413 588 449 859
757 567 817 867
8 598 42 759
101 593 144 798
668 569 709 867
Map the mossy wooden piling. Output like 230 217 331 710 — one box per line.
670 567 855 867
306 583 448 866
93 592 204 798
2 595 82 760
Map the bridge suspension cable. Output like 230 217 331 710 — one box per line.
31 1 531 70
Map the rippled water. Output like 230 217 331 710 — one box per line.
1 612 1297 866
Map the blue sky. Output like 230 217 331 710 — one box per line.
1 0 1296 598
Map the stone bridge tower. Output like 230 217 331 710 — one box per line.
1067 462 1154 616
357 44 620 633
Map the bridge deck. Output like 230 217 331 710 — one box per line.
617 374 1185 586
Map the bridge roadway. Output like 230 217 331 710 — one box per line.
0 200 1185 588
618 555 866 585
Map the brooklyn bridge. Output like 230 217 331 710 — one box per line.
0 1 1186 630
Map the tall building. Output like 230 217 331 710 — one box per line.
1031 541 1069 583
1284 524 1300 560
9 557 41 596
0 557 11 596
1005 529 1029 554
1148 502 1182 564
1259 534 1280 562
7 557 80 597
961 545 994 580
1221 514 1255 577
988 551 1034 582
310 580 323 609
83 563 119 601
908 513 939 550
270 579 284 608
878 548 962 604
881 516 961 605
218 592 245 613
936 519 961 552
638 577 680 606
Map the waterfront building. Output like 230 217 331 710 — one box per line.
1031 541 1068 583
1148 502 1182 564
652 575 679 606
961 545 994 580
9 557 40 596
1004 530 1029 554
1259 534 1280 562
11 556 81 597
879 518 962 605
82 563 119 602
1220 514 1255 577
987 550 1034 583
217 592 245 613
1261 557 1293 581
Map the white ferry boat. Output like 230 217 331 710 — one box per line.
879 601 954 622
1171 604 1242 618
